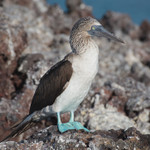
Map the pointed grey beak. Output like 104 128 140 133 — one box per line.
88 25 124 43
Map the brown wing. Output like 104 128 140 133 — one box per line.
29 59 73 114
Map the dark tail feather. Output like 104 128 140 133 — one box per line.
0 113 37 142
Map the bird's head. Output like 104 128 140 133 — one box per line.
70 17 124 53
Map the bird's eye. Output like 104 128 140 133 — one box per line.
92 26 95 30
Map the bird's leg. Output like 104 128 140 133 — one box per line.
57 111 89 133
57 112 62 124
69 111 90 132
69 111 74 122
57 112 75 133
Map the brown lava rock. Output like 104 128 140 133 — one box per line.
0 11 27 99
0 126 150 150
139 20 150 42
100 11 136 34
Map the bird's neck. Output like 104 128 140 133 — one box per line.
70 33 96 54
69 34 99 74
70 36 99 84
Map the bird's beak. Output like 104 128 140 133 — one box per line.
88 25 124 43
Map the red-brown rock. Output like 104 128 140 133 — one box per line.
0 11 27 99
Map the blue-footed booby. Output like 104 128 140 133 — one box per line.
1 17 123 142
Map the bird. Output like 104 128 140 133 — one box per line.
1 17 123 142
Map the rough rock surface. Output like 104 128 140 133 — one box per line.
0 9 27 99
0 0 150 149
0 126 150 149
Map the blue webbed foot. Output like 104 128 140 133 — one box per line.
71 122 90 132
58 122 75 133
57 112 89 133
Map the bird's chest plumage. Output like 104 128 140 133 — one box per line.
53 44 99 113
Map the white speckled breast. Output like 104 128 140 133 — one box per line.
53 40 99 113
